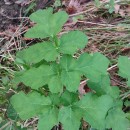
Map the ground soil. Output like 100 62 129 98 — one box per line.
0 0 24 31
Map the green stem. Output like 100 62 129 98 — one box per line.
53 35 59 47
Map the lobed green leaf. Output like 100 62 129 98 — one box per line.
16 42 59 64
59 31 88 55
11 92 59 130
10 92 52 120
87 75 120 98
76 52 110 82
118 56 130 87
25 8 68 38
14 64 63 93
106 108 130 130
38 107 59 130
58 106 82 130
61 91 79 106
75 93 113 129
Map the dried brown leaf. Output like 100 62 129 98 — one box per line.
114 4 120 14
119 9 125 17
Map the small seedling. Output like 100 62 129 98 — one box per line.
10 8 130 130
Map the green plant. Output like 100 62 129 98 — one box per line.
10 8 130 130
105 0 115 13
94 0 115 13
